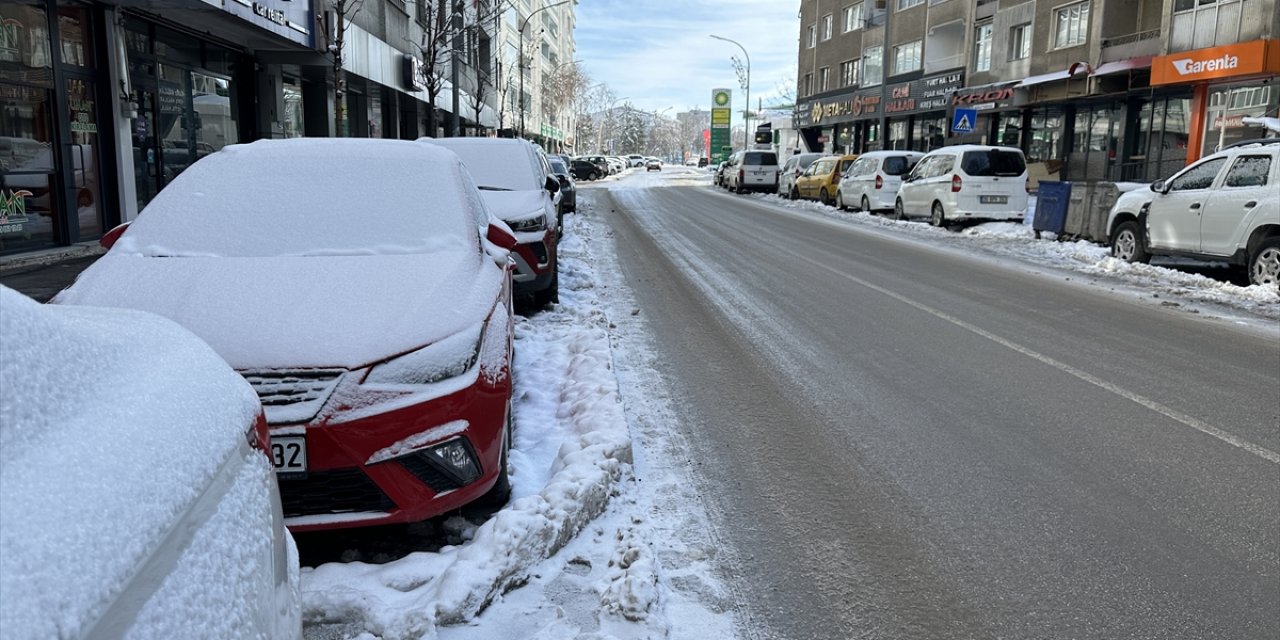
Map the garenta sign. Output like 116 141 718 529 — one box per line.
1172 55 1240 76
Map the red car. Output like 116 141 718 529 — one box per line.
55 138 519 532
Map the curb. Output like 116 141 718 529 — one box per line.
0 243 106 276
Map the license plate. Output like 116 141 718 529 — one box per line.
271 436 307 474
980 195 1008 204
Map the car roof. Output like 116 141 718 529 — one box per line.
924 144 1024 155
858 150 925 157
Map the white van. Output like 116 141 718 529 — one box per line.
895 145 1029 226
837 150 924 213
725 150 780 194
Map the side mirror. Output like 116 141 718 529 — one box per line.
100 222 130 249
486 221 518 250
545 175 560 194
1150 180 1166 194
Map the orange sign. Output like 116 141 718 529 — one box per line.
1152 39 1280 85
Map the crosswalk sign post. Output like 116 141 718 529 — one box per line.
952 108 977 134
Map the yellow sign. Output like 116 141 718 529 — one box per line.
711 108 731 125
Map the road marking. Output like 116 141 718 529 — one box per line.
798 253 1280 465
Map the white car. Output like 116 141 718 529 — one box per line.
837 150 925 213
725 150 780 194
1107 139 1280 288
779 152 823 200
895 145 1029 227
0 286 302 639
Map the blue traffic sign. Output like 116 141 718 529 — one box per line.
952 108 977 134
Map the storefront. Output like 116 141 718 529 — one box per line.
795 86 882 154
881 70 963 152
1150 39 1280 163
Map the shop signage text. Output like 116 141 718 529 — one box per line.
253 3 287 26
885 71 964 115
403 54 425 91
1152 39 1280 85
806 92 881 125
952 85 1015 108
0 189 32 234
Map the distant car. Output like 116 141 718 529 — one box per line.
571 158 602 181
685 159 698 166
54 138 519 533
779 152 823 200
647 158 662 171
427 137 561 308
725 150 780 194
1 285 303 638
580 155 612 177
1106 139 1280 288
628 154 645 167
837 150 924 213
548 156 577 226
793 154 858 205
605 157 626 174
895 145 1029 227
698 157 709 167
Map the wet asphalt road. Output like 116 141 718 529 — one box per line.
597 182 1280 640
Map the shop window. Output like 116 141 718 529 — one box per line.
0 3 51 78
912 116 946 152
843 3 863 32
283 77 304 138
56 8 93 68
974 24 992 72
1054 1 1090 49
1203 86 1278 156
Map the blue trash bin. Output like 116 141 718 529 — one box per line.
1033 180 1071 237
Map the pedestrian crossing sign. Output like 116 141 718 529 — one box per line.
952 108 977 134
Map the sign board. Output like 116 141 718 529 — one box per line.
952 108 977 134
1151 39 1280 86
710 88 732 164
884 71 965 116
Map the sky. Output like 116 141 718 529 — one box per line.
572 0 802 116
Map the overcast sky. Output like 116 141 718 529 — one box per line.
573 0 801 116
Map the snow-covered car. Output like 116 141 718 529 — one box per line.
0 286 302 639
779 152 823 200
54 138 518 533
725 150 780 194
425 137 561 308
646 158 662 171
548 156 577 220
837 150 924 213
895 145 1029 226
1107 139 1280 288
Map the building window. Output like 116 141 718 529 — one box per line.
803 73 813 96
1054 1 1090 49
821 14 833 40
841 59 859 86
1173 0 1215 10
808 25 816 48
863 45 883 85
1009 23 1031 60
843 3 863 32
974 23 992 72
820 66 831 91
893 40 921 75
898 0 924 9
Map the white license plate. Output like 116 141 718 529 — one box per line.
980 195 1008 204
271 436 307 473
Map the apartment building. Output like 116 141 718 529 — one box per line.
795 0 1279 183
495 0 578 152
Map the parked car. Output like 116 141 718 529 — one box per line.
895 145 1029 227
1 286 303 638
606 157 626 174
647 158 662 171
580 155 611 177
1107 139 1280 288
714 160 731 187
698 157 709 167
779 152 823 200
427 137 561 308
725 150 780 194
685 159 698 167
628 154 646 167
571 158 602 181
548 156 577 226
54 138 519 533
837 150 925 213
793 154 858 205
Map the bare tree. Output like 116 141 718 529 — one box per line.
326 0 367 136
540 62 587 139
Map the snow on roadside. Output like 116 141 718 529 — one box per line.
300 210 635 638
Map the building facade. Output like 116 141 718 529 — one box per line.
0 0 576 260
494 0 578 152
794 0 1280 185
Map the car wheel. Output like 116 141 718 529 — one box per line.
790 187 800 200
893 199 906 221
589 171 599 181
473 410 512 508
1110 221 1150 263
930 202 947 228
1248 237 1280 288
862 196 871 214
533 267 559 308
836 190 847 211
820 188 833 206
735 182 746 194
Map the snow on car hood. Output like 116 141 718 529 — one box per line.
478 189 549 223
0 287 263 639
1113 185 1156 213
54 251 503 370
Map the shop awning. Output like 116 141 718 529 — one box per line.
1017 62 1092 87
1090 56 1154 76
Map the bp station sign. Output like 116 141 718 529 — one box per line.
710 88 732 164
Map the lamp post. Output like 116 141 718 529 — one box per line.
709 34 750 152
518 0 572 139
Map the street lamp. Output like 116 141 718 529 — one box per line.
519 0 572 139
709 34 751 152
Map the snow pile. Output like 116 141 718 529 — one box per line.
300 210 634 639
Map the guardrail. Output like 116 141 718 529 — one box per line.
1101 28 1161 48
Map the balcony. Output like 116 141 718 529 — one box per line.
1100 28 1161 62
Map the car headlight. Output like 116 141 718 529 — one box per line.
364 324 484 386
506 213 547 233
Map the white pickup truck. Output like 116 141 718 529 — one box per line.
1106 139 1280 289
